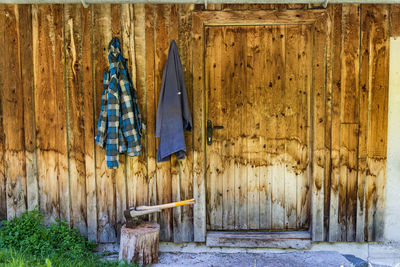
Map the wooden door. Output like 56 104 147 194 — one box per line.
205 24 312 231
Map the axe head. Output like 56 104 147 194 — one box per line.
124 208 161 228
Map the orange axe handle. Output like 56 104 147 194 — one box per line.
134 198 195 211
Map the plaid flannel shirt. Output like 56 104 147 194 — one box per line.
95 37 142 169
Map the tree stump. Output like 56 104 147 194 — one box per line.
119 222 160 265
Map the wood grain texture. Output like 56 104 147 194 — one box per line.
1 5 27 219
0 7 5 219
178 4 195 241
33 4 62 224
391 5 400 37
64 4 87 236
328 4 343 242
154 5 172 241
311 12 327 242
18 5 38 213
145 5 157 225
0 4 392 243
82 5 97 242
363 5 389 242
93 4 116 243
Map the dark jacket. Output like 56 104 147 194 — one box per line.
156 40 192 162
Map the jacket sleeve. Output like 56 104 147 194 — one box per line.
176 47 192 131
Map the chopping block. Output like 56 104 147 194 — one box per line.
119 222 160 265
119 199 195 265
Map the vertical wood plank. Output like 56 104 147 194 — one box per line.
0 8 5 218
233 27 248 230
155 5 172 241
246 26 260 230
205 26 223 230
93 4 117 243
64 4 87 236
110 3 127 240
1 5 27 219
259 26 273 230
311 13 327 242
18 5 38 213
284 25 301 229
145 4 157 223
53 5 70 225
178 4 195 241
270 26 286 230
122 4 137 211
33 4 61 224
391 5 400 37
133 4 148 209
192 12 206 242
297 24 312 230
82 5 97 242
328 4 343 242
339 4 360 242
221 27 235 231
168 4 183 242
363 5 389 242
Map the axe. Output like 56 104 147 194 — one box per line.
124 198 196 228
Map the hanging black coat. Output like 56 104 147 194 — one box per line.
155 40 192 162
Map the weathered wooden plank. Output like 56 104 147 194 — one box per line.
155 5 172 241
270 26 286 230
167 4 184 242
93 4 117 243
110 4 127 240
0 7 6 219
233 27 248 230
338 124 358 241
341 5 360 124
206 231 311 249
64 4 87 236
259 25 272 230
357 4 370 242
246 26 261 230
311 12 327 242
52 5 70 224
284 25 300 229
297 24 311 230
1 5 27 220
364 5 389 242
33 4 61 224
178 4 195 241
192 9 327 26
205 26 223 230
391 5 400 37
338 4 361 242
328 4 343 242
82 5 97 242
121 4 137 212
133 4 148 209
18 5 38 213
145 5 157 224
192 12 206 242
220 27 235 231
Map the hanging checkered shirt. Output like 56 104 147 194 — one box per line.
95 37 142 169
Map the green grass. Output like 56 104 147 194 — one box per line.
0 209 139 267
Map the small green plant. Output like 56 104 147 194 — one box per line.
0 209 140 266
0 209 95 260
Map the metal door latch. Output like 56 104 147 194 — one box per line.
207 120 224 145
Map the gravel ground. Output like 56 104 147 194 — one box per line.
152 251 353 267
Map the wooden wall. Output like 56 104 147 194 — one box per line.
0 3 398 243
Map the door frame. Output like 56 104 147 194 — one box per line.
191 9 329 242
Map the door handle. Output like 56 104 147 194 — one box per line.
207 120 224 145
